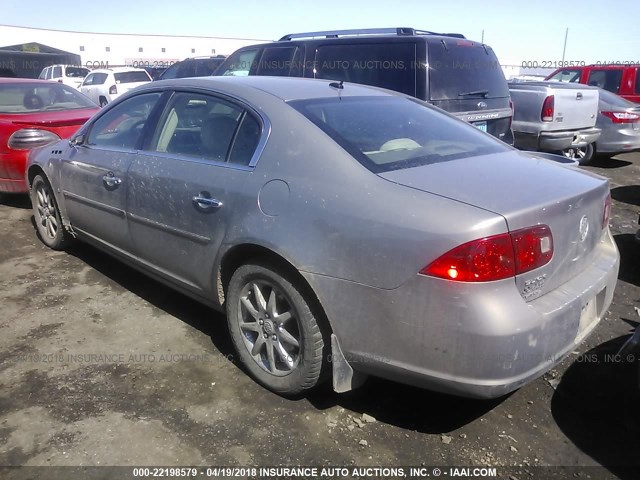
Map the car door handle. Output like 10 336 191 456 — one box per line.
102 173 122 189
192 194 223 212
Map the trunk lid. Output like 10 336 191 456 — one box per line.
379 150 609 300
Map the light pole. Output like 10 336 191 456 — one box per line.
561 28 569 63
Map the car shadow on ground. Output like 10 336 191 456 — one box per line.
307 375 505 434
551 336 640 480
63 241 503 433
590 157 633 169
614 234 640 288
64 242 237 360
0 193 31 209
611 185 640 207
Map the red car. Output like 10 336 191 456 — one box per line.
0 78 98 194
545 64 640 103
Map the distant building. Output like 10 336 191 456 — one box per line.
0 24 269 74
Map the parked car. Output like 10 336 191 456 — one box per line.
38 65 90 88
594 88 640 158
26 76 619 398
0 78 98 194
79 67 151 107
157 56 227 80
214 28 514 144
509 80 601 163
545 64 640 103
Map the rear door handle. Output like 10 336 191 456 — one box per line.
102 172 122 189
192 193 223 212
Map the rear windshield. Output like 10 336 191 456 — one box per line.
114 71 150 84
0 82 97 113
428 41 509 100
290 96 508 173
599 88 638 108
66 67 90 78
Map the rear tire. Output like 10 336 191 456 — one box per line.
99 97 108 107
560 143 594 165
31 174 73 250
226 262 325 396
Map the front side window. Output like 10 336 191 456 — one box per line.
82 73 94 86
314 44 416 97
150 92 260 165
53 66 62 78
86 92 161 149
38 68 47 80
45 68 53 80
290 96 508 173
220 49 260 77
256 47 298 76
587 69 623 93
636 68 640 94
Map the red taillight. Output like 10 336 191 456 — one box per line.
603 193 611 229
601 111 640 124
109 85 117 95
511 225 553 274
541 95 554 122
421 226 554 282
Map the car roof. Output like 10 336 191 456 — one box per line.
0 78 51 85
89 67 148 74
151 76 396 102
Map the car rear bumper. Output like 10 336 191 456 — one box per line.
596 125 640 154
304 228 619 398
515 128 601 152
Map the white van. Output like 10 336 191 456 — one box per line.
38 65 90 88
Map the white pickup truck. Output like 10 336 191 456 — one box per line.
509 81 601 164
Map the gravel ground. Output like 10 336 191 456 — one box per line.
0 152 639 480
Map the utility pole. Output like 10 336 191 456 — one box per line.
561 28 569 63
481 29 485 43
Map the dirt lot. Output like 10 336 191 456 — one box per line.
1 153 639 480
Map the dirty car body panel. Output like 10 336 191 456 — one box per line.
26 76 619 398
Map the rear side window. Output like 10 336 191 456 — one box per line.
428 41 509 100
220 49 260 76
114 71 151 84
256 47 298 76
547 69 581 83
290 96 508 173
92 73 108 85
587 69 623 93
314 44 416 97
195 58 225 76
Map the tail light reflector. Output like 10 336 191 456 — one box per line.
603 193 611 229
421 225 554 282
601 111 640 123
541 95 554 122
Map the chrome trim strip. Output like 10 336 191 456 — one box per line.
128 213 211 244
62 191 126 218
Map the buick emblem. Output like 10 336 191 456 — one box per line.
477 101 488 109
579 215 589 242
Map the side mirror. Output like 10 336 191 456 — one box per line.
69 134 84 147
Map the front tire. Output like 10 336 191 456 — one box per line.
31 174 73 250
226 262 325 395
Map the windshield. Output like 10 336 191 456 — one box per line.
66 67 90 78
428 41 509 101
290 96 509 173
0 82 97 113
